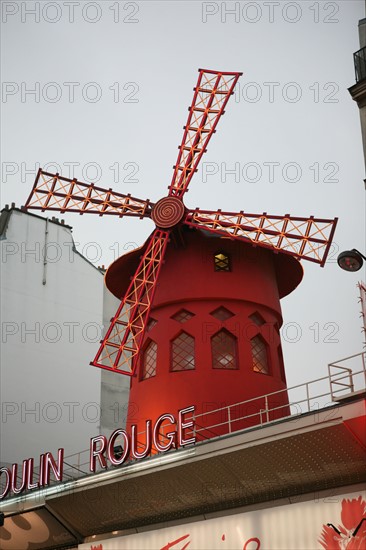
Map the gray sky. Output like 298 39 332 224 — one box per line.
1 0 366 389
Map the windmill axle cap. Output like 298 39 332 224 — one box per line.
151 196 186 229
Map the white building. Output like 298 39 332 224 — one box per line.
0 205 128 468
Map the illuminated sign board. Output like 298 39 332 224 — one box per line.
0 405 195 500
0 449 64 499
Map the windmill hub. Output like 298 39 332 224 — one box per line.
151 196 186 229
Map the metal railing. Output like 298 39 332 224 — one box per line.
328 351 366 400
2 352 365 493
191 352 366 440
354 46 366 82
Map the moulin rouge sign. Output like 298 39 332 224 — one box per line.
0 405 195 500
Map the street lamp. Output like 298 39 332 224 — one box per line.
337 249 366 272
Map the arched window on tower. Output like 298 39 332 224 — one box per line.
251 334 269 375
171 332 195 371
141 340 157 380
211 329 237 369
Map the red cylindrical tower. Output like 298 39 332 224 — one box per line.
106 227 303 439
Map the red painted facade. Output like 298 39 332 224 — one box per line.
106 228 303 439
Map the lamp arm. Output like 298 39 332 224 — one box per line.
351 249 366 261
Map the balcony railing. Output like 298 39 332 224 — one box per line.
354 46 366 83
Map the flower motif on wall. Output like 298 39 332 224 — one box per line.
319 496 366 549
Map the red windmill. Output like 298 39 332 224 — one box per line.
25 69 338 435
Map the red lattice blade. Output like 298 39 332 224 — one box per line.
185 209 338 266
169 69 242 199
24 169 153 218
91 229 169 375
